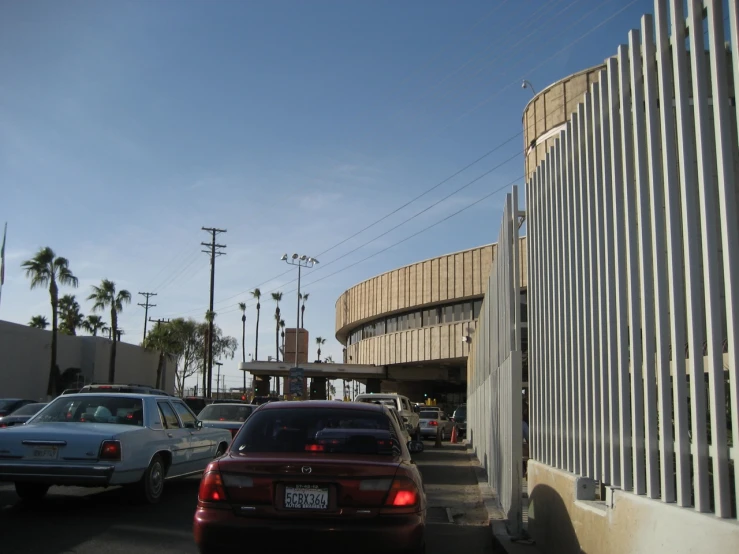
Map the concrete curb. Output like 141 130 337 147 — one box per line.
465 442 540 554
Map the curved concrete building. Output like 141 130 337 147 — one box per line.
522 64 605 180
335 242 527 404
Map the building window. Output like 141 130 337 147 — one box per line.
387 317 397 333
453 303 464 321
473 300 482 319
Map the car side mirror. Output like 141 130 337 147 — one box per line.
186 420 203 430
407 440 424 454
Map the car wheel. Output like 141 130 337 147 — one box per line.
440 429 447 441
14 482 49 501
135 454 166 504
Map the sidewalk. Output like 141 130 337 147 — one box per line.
415 441 542 554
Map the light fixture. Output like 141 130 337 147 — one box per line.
281 254 288 261
292 253 299 259
300 254 307 260
311 258 319 264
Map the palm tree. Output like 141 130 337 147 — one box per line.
239 301 247 393
82 314 107 337
315 336 326 362
300 292 309 329
238 302 247 363
21 246 79 396
59 294 84 335
251 288 262 361
88 279 131 383
29 315 49 329
271 292 283 362
280 319 286 358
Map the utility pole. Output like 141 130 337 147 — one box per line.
138 292 157 342
148 317 170 328
215 361 223 400
202 227 226 398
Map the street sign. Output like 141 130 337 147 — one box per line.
289 367 305 395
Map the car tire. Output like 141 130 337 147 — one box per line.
134 454 166 504
440 429 447 441
14 482 49 501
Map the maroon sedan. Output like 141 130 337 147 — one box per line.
193 400 427 554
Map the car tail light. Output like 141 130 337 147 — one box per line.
429 420 438 426
384 476 420 511
99 440 122 461
305 444 325 452
199 469 227 502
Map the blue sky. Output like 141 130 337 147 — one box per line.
1 0 661 391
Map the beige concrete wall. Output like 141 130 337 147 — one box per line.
336 243 497 341
336 239 528 367
527 460 739 554
523 65 605 182
0 320 173 399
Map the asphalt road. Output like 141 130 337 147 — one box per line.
0 448 499 554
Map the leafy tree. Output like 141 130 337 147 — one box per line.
21 246 78 396
88 279 131 383
145 318 237 397
28 315 49 329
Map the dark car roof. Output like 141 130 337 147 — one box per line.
259 400 385 413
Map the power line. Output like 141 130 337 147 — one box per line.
202 227 227 398
137 292 157 342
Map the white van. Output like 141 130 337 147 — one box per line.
354 393 420 440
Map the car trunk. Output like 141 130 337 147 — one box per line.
0 423 137 462
216 453 402 518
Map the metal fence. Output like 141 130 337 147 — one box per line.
527 0 738 519
468 186 524 534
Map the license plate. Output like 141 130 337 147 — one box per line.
26 446 58 460
284 484 328 510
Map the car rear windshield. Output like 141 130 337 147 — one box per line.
31 396 145 426
231 407 402 456
11 403 46 416
419 410 439 419
199 404 253 422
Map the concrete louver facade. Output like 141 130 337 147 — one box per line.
335 240 528 370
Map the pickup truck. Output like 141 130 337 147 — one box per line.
354 393 421 440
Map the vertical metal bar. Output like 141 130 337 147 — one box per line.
601 65 621 487
571 112 585 476
709 0 739 515
670 0 710 512
559 129 573 473
581 94 597 479
555 135 566 470
688 0 730 517
610 51 633 492
639 14 666 501
654 0 690 507
621 38 646 495
541 152 550 466
547 146 557 467
592 78 611 483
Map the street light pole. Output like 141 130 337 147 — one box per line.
282 253 318 398
215 361 223 399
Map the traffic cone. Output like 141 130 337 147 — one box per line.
450 425 458 444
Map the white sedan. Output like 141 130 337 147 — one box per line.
0 393 232 504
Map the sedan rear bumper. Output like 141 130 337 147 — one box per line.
0 462 115 486
194 507 425 553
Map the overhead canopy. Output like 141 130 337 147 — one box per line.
238 361 385 379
